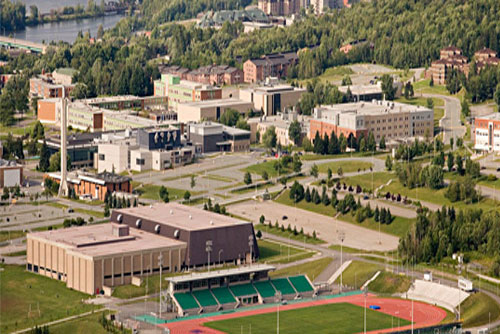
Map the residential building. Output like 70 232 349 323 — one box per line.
153 74 222 111
187 122 251 153
243 52 298 83
239 83 305 116
474 47 500 72
257 0 300 16
248 110 311 146
311 0 342 14
0 159 23 188
428 46 469 85
309 100 434 142
51 68 78 86
177 98 253 123
160 65 245 86
46 171 132 201
473 113 500 152
29 72 75 99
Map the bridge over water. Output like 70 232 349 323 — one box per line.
0 36 49 54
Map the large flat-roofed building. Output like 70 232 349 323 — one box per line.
473 113 500 152
37 98 63 124
153 74 222 111
187 122 251 153
111 203 259 268
248 111 310 146
240 83 305 116
310 100 433 142
29 72 75 99
243 52 298 83
103 111 158 131
177 98 253 123
338 83 384 102
26 223 186 295
0 159 23 188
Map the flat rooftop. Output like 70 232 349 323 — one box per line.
316 100 432 116
113 203 252 231
179 98 252 108
338 84 383 96
244 85 305 94
477 113 500 121
167 264 276 284
29 223 185 258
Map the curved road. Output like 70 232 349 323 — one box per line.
423 93 465 144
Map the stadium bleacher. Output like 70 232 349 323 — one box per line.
192 289 218 307
230 283 258 297
254 281 277 298
289 275 314 293
406 280 470 312
211 287 237 304
173 292 199 310
271 278 296 295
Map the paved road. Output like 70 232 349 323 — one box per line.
423 93 465 145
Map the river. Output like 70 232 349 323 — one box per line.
10 0 126 44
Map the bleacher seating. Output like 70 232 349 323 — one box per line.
211 287 236 304
173 292 199 310
192 289 218 307
406 280 470 312
271 278 296 295
289 275 314 293
254 281 277 298
230 283 258 297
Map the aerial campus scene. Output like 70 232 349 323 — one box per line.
1 0 500 334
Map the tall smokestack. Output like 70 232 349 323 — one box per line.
58 87 69 197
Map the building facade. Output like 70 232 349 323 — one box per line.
428 46 469 85
309 100 434 142
243 52 298 83
240 84 305 116
258 0 300 16
177 98 253 123
188 122 251 153
0 159 23 188
473 113 500 152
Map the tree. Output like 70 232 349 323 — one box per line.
327 168 332 180
381 74 396 100
379 136 386 150
49 152 71 172
426 98 434 110
337 167 343 178
288 120 302 145
38 141 51 172
262 171 269 180
244 171 252 185
292 154 302 173
219 109 241 126
159 186 169 203
289 181 305 202
302 137 313 152
341 75 352 86
259 215 265 224
305 187 311 202
461 98 470 118
385 155 393 171
447 152 454 172
313 132 324 154
310 164 319 178
70 83 89 99
190 175 196 189
495 84 500 111
262 126 277 149
256 230 262 239
97 24 104 39
429 76 434 87
404 82 414 99
183 191 191 201
235 118 250 131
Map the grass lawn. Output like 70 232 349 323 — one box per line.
244 160 292 178
112 272 166 299
3 250 27 257
275 190 412 237
203 174 236 183
395 96 444 108
204 302 410 334
446 171 500 190
131 182 201 201
74 208 105 218
230 182 272 194
460 292 500 328
336 260 382 289
413 80 452 96
368 271 412 294
380 178 500 213
0 230 26 242
301 151 386 162
49 312 110 334
254 224 325 245
0 265 97 333
343 171 395 191
270 257 333 281
258 239 314 264
317 160 373 174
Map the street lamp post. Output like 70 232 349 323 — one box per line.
158 254 163 320
338 230 345 293
206 240 212 272
248 235 254 265
218 249 224 267
363 287 367 334
275 291 282 334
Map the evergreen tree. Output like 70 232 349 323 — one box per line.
38 141 51 172
243 171 252 185
305 187 311 202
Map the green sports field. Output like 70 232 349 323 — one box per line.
204 303 410 334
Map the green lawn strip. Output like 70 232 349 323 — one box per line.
0 230 26 242
202 174 236 183
275 189 412 237
74 208 105 218
460 292 500 328
317 160 373 174
230 182 273 194
395 96 444 108
301 151 385 161
204 302 409 334
269 257 333 281
368 271 412 294
258 239 315 265
0 264 98 333
343 171 395 192
413 80 452 96
243 160 292 178
216 182 245 191
254 225 325 245
112 273 166 299
336 260 383 289
380 178 500 212
131 181 202 201
46 202 68 209
49 311 114 334
445 171 500 190
3 250 27 257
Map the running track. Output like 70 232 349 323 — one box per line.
159 294 447 334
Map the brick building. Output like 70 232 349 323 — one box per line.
428 46 469 84
243 52 298 83
257 0 300 16
474 47 500 72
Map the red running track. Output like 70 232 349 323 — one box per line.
159 294 447 334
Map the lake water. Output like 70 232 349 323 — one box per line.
11 0 125 44
10 14 125 44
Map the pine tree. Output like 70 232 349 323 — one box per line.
374 206 380 222
305 187 311 202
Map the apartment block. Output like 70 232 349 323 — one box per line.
243 52 298 83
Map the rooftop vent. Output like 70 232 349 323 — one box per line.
210 220 214 225
136 219 142 229
117 214 123 224
155 224 161 234
174 229 180 239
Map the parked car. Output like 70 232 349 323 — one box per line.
282 215 288 220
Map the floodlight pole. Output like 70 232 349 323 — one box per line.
339 230 345 293
158 254 163 320
206 240 213 272
364 287 367 334
248 235 254 265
